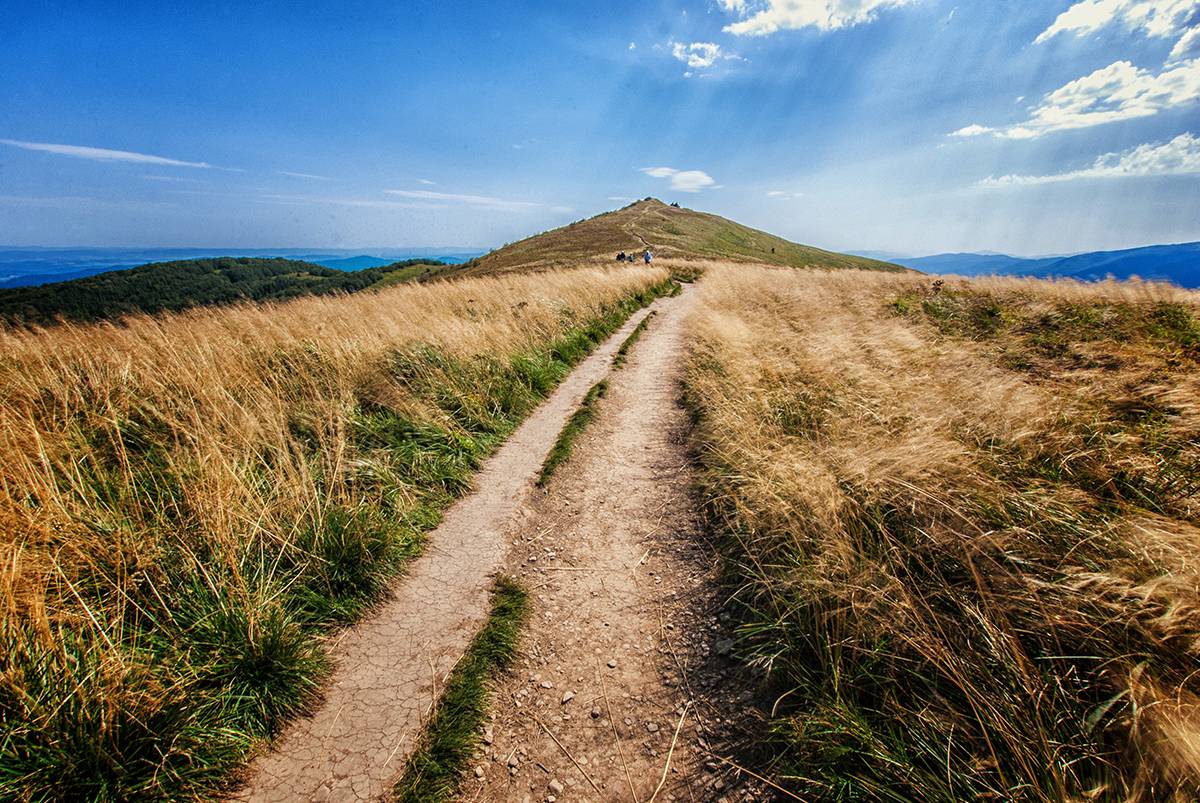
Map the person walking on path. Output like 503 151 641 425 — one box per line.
643 248 653 265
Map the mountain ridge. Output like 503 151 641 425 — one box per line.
889 242 1200 287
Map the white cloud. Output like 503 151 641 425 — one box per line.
639 166 717 192
979 131 1200 185
417 178 436 185
278 170 332 180
671 41 725 68
1172 24 1200 58
951 124 995 137
0 138 222 168
1035 0 1197 44
721 0 916 36
767 190 805 198
608 195 634 202
954 58 1200 139
628 41 637 50
383 188 541 210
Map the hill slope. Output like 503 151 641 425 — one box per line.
0 257 450 325
458 198 902 274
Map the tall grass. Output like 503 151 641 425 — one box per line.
685 265 1200 801
0 265 669 800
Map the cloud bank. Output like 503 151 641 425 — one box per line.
952 57 1200 139
980 131 1200 185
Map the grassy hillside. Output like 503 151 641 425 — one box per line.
457 198 903 274
0 265 672 799
686 266 1200 801
0 256 450 325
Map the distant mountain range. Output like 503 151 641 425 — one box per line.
0 247 486 289
871 242 1200 289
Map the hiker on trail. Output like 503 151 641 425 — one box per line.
617 251 626 262
643 249 653 265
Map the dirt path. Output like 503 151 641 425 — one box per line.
468 288 765 802
236 297 678 803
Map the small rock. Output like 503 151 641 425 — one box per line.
548 779 565 795
561 691 575 705
646 722 660 733
540 680 554 689
607 659 618 668
590 707 603 719
508 754 520 768
475 766 485 779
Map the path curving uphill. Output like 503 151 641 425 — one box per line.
236 296 679 802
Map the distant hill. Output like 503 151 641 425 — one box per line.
891 242 1200 288
455 198 903 275
0 247 484 289
0 257 450 325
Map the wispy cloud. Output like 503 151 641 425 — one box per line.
0 138 233 169
721 0 916 36
383 188 541 210
979 132 1200 186
143 174 204 184
951 57 1200 139
417 178 437 185
278 170 333 181
258 192 444 209
767 190 804 199
639 166 717 192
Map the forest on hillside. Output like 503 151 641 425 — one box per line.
0 257 448 325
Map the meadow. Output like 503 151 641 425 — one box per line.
0 265 669 800
685 265 1200 801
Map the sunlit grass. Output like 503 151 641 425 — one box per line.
685 265 1200 801
0 265 671 800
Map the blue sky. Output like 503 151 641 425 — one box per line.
1 0 1198 256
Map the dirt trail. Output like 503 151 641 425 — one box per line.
469 287 764 802
236 298 677 802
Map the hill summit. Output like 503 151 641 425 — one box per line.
459 198 902 274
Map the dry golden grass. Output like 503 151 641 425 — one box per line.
0 265 669 800
686 264 1200 801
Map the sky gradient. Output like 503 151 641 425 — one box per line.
1 0 1198 256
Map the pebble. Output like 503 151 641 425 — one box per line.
646 722 660 733
590 707 603 719
508 754 520 768
607 659 618 668
561 691 575 705
475 766 485 779
548 779 565 795
540 680 554 689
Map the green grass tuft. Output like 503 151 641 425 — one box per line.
613 311 656 368
536 380 609 487
393 577 529 802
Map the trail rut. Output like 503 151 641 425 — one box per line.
236 297 675 802
469 286 764 802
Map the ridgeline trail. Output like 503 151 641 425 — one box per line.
236 283 760 802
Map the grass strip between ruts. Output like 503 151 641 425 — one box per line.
392 577 530 802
